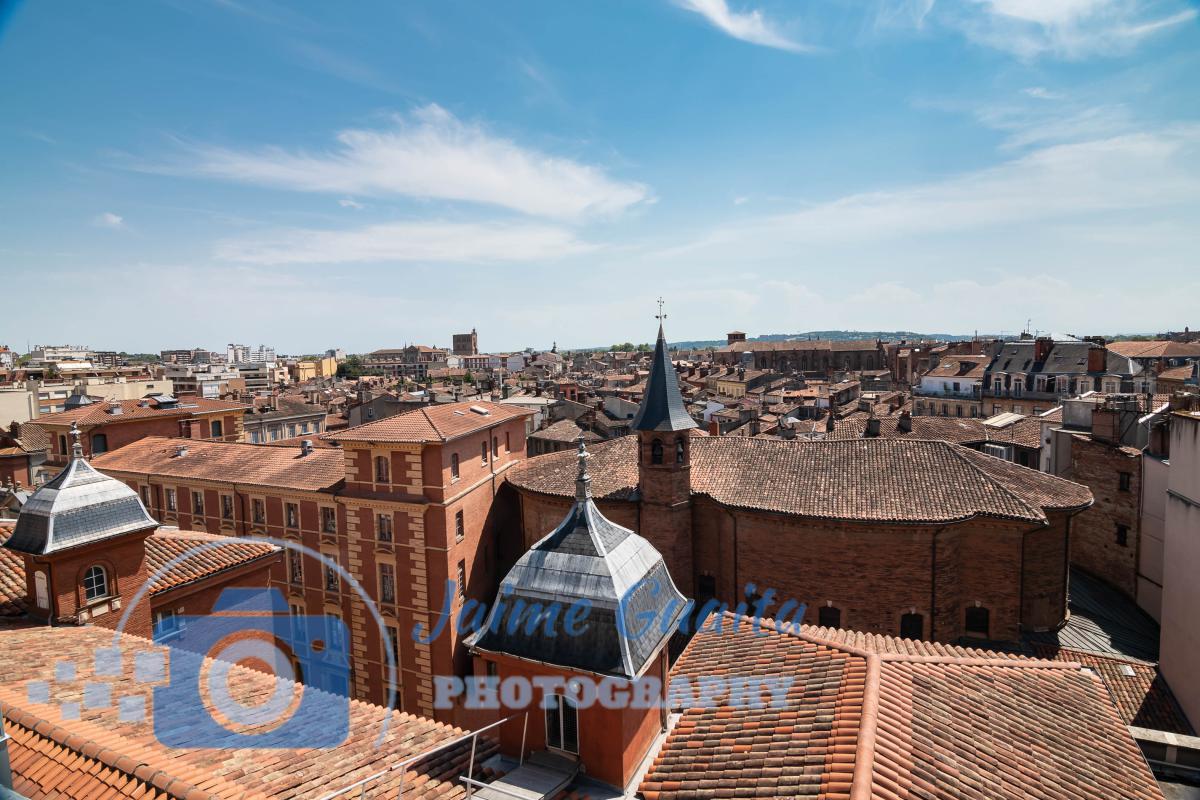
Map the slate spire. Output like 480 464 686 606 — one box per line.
631 303 697 433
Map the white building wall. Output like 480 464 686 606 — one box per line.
1138 454 1168 621
1160 412 1200 731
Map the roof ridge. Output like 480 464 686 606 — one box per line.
745 613 1083 670
939 440 1046 523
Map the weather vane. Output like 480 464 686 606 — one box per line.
656 297 666 322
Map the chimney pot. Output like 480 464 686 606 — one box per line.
300 439 314 456
175 445 188 458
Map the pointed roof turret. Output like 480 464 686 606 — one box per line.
631 302 697 433
469 438 687 678
3 422 157 555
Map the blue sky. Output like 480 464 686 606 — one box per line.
1 0 1197 353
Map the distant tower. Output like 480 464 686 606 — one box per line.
631 300 698 595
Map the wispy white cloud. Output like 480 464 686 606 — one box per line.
93 212 125 229
141 104 649 220
674 0 816 53
215 220 595 265
1022 86 1064 100
660 125 1200 256
948 0 1197 59
338 198 365 209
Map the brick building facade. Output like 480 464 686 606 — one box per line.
92 400 532 723
507 324 1094 646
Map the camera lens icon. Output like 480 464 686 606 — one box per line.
153 588 350 749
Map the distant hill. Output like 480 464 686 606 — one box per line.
667 330 977 349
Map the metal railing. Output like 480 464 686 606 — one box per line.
318 712 527 800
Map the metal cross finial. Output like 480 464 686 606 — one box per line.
69 421 84 460
656 297 666 323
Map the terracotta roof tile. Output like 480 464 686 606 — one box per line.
30 398 247 428
0 526 278 608
92 437 344 492
0 623 492 800
326 401 532 444
641 614 1163 800
507 436 1091 525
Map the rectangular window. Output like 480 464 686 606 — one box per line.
457 560 466 603
506 431 511 452
455 510 465 544
252 499 266 525
192 491 204 515
153 609 182 642
221 494 234 520
481 440 489 465
325 561 340 593
140 485 152 509
290 602 306 643
321 507 337 534
379 564 396 604
492 436 498 458
288 550 304 584
165 488 177 512
378 513 393 542
286 503 299 529
1116 524 1129 547
1119 472 1132 492
451 453 460 481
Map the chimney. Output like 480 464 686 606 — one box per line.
107 402 123 415
1087 345 1107 373
865 416 881 438
300 439 314 456
175 445 188 458
897 409 912 433
708 419 720 436
1034 337 1054 363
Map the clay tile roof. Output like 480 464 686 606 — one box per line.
506 436 1091 525
1108 340 1200 359
143 530 280 595
0 526 279 608
0 623 491 800
0 521 26 616
91 436 345 492
28 397 248 428
640 613 1163 800
528 419 600 443
326 401 532 444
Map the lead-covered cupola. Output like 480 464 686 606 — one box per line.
470 439 686 679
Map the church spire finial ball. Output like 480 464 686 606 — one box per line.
656 296 666 323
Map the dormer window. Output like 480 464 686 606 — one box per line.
83 565 109 602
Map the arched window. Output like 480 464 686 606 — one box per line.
675 437 686 464
818 606 841 628
965 606 990 638
650 439 664 465
545 693 579 754
83 565 109 602
375 455 390 483
900 612 924 640
91 433 108 455
451 453 460 480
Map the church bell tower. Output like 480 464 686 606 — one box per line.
631 301 698 595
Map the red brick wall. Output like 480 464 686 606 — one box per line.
23 532 154 640
0 454 32 488
515 489 1068 644
1065 437 1141 597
